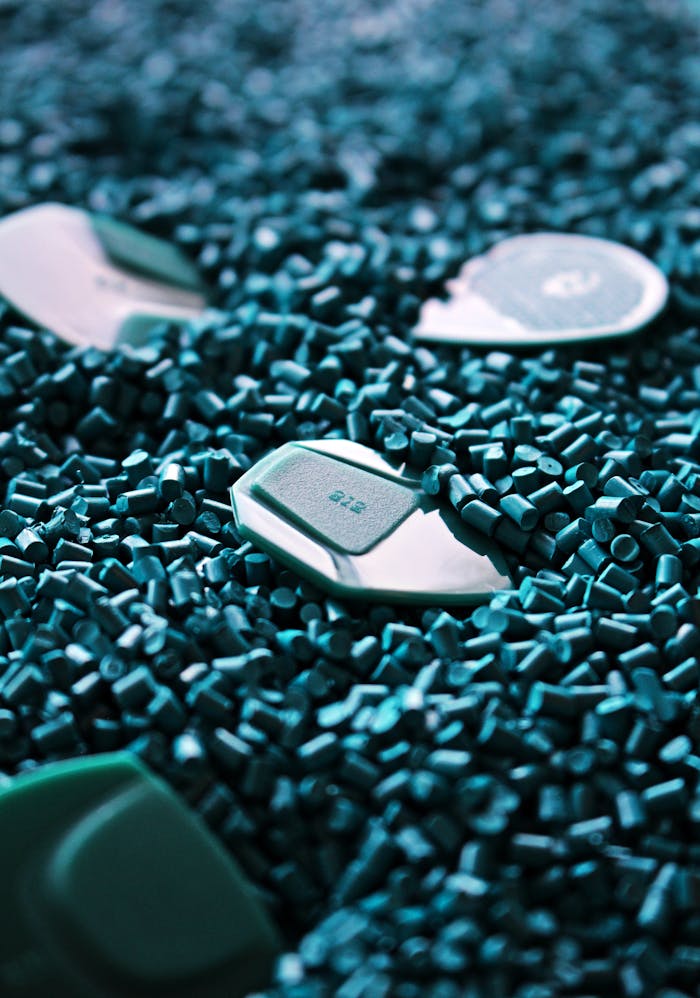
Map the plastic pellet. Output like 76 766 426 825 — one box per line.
598 562 638 594
641 778 687 815
656 554 683 588
529 482 564 513
663 657 699 692
122 449 153 487
115 487 160 515
512 466 540 496
0 554 34 579
499 493 539 531
169 493 197 525
460 499 501 537
638 864 678 933
0 510 25 539
611 534 640 563
158 462 185 500
640 523 680 556
111 666 158 710
615 790 645 830
564 481 595 514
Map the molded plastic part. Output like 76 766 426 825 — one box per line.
0 753 280 997
0 203 208 349
232 439 512 604
414 232 668 346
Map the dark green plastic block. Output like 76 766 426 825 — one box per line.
0 753 280 997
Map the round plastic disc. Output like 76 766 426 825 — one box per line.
0 202 209 350
414 232 669 346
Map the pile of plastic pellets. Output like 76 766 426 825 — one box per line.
3 1 700 995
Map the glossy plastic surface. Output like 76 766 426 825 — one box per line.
0 203 208 349
414 232 669 346
232 439 512 604
0 753 280 997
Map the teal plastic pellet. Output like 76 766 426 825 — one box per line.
115 487 160 515
526 682 575 717
169 493 197 525
1 660 43 705
528 529 559 563
447 473 475 511
53 539 92 563
578 538 609 572
122 449 153 486
513 444 542 467
529 482 564 513
76 406 119 442
598 562 638 594
0 509 25 538
467 473 498 505
656 553 682 587
642 778 687 815
610 534 639 563
537 455 564 480
563 462 598 487
564 481 595 514
159 463 186 500
555 518 591 555
460 498 501 536
640 522 680 556
551 626 594 664
663 657 699 691
499 493 539 531
651 581 689 608
512 466 539 494
511 833 560 866
553 609 592 632
595 695 634 739
31 711 80 753
7 493 44 518
0 578 30 617
0 554 34 579
111 666 157 710
483 444 508 480
659 735 691 764
494 516 530 554
615 789 645 830
638 863 678 932
591 516 615 543
203 451 233 492
666 622 700 663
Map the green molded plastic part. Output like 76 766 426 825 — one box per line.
0 753 281 997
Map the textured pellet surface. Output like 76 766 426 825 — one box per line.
3 2 700 997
